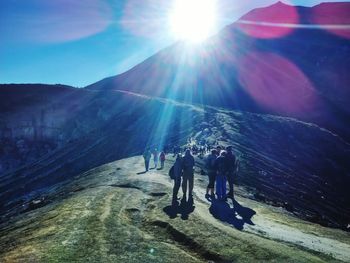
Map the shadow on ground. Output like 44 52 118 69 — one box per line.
163 197 195 220
208 197 256 230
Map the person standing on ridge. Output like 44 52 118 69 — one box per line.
143 149 152 172
182 149 195 200
205 149 218 198
225 146 238 199
172 154 183 204
153 148 159 169
214 150 228 200
160 151 166 169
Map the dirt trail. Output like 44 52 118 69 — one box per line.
122 156 350 262
2 155 349 262
99 193 115 222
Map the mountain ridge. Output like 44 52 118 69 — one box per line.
86 2 350 142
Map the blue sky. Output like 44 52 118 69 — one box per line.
0 0 347 87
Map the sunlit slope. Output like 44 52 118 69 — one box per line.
1 156 349 262
86 2 350 141
1 90 349 231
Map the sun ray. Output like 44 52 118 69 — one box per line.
168 0 217 43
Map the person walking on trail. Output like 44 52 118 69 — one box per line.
153 148 159 169
182 149 195 199
143 149 152 172
214 151 228 201
172 154 183 204
160 151 166 169
205 149 218 197
225 146 238 199
173 145 179 157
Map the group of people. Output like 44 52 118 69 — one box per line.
142 143 239 203
205 145 239 200
171 149 195 203
173 142 212 157
143 148 166 171
169 145 239 204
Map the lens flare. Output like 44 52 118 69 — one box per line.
238 52 318 115
169 0 217 43
237 2 298 39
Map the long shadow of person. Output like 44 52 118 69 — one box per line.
163 196 195 220
232 199 256 225
208 197 256 230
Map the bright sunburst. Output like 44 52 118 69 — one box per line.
169 0 217 44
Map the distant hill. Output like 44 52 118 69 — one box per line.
86 2 350 141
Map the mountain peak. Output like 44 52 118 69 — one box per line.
272 1 290 6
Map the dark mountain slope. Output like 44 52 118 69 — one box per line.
86 2 350 141
0 88 349 230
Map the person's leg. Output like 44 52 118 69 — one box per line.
223 176 227 199
227 174 234 197
173 177 181 200
221 176 226 200
182 174 188 197
216 175 222 199
189 173 194 197
145 159 148 171
210 172 216 196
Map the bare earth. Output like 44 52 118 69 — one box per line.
0 156 349 262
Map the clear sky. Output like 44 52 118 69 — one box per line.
0 0 347 87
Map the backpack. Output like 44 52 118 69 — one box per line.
169 165 175 180
206 154 216 170
183 155 194 170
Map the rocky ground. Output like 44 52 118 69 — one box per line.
1 156 349 263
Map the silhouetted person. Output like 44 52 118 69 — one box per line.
214 151 228 200
143 149 152 172
225 146 238 199
160 151 166 169
206 144 211 153
153 148 159 168
216 145 222 155
172 154 183 204
182 149 195 199
205 149 218 197
173 145 180 157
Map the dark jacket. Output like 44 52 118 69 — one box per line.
205 153 217 172
225 152 237 174
214 156 228 175
174 158 183 178
183 154 194 171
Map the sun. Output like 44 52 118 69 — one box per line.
169 0 217 44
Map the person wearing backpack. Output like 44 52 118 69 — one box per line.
214 151 228 200
160 151 166 169
182 149 195 199
225 146 238 199
172 154 183 204
143 149 152 172
205 149 218 197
